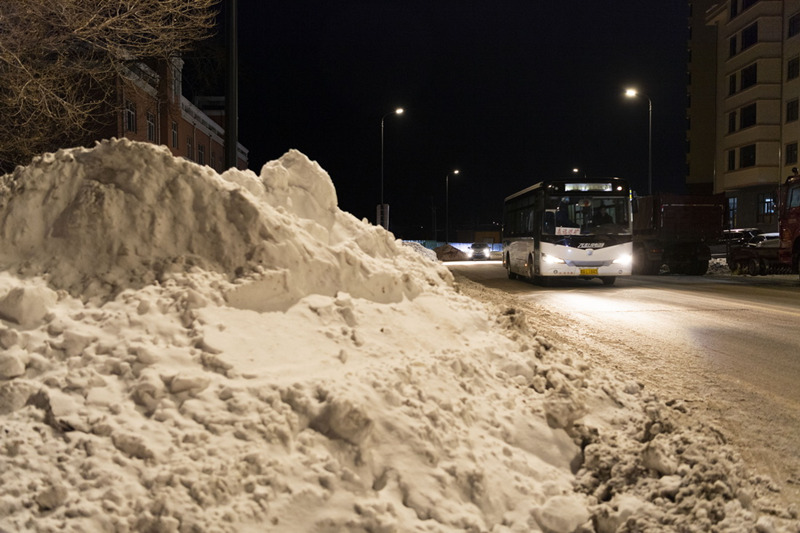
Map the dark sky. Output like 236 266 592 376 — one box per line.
209 1 689 239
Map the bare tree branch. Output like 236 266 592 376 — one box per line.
0 0 220 172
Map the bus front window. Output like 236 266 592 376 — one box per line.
545 196 630 236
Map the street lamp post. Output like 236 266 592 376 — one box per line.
378 107 404 228
445 169 460 243
625 88 652 195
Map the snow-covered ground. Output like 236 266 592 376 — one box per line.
0 140 797 532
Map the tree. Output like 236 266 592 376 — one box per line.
0 0 220 173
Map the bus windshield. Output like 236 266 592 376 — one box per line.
542 195 631 236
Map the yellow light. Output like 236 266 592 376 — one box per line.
625 88 638 97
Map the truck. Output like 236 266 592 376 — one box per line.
632 193 726 275
726 172 800 277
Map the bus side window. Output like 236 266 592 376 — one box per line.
543 211 555 234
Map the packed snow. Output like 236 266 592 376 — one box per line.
0 139 798 532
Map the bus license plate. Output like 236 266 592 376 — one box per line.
580 268 598 276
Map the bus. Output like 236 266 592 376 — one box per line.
502 178 633 285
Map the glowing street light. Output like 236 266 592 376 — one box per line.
378 107 404 228
446 169 460 243
625 88 652 195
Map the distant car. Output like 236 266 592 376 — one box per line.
467 242 491 260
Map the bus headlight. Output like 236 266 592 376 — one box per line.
542 253 565 264
613 254 632 266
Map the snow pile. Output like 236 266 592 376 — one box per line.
0 140 448 308
0 140 797 532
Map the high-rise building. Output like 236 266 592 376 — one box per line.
691 0 800 231
686 0 719 195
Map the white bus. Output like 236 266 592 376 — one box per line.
502 178 633 285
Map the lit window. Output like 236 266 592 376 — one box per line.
728 197 738 227
756 193 774 224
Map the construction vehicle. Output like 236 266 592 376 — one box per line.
727 172 800 276
632 193 726 275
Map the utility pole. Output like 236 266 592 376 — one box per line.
225 0 239 169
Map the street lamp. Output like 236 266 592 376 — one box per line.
378 107 404 228
625 88 652 195
445 169 460 243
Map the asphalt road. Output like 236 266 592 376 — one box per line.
447 260 800 507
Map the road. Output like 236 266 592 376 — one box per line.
448 260 800 507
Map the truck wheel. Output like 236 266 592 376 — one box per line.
691 260 709 275
600 276 616 286
747 258 761 276
633 248 645 275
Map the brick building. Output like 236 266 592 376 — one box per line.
101 57 248 171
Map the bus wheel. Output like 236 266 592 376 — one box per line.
600 276 616 286
507 264 517 280
527 255 535 280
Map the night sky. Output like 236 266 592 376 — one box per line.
205 1 689 240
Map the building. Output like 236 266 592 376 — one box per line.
694 0 800 231
100 57 248 171
686 1 719 195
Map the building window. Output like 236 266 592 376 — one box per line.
146 112 155 142
740 63 757 90
125 100 137 132
786 142 798 165
789 13 800 38
756 192 775 224
789 57 800 80
787 98 799 122
210 152 216 171
728 111 737 133
171 121 178 148
729 74 737 95
741 0 758 9
730 0 739 19
741 22 758 50
728 149 736 171
728 197 738 228
740 144 756 168
198 144 205 165
187 136 193 160
740 103 756 128
729 35 737 57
